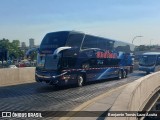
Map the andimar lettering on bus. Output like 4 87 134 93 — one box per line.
96 50 117 58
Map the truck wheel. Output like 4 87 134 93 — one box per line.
77 74 84 87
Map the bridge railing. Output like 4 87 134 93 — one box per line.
107 71 160 120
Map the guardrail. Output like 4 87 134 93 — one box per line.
0 67 35 86
107 71 160 120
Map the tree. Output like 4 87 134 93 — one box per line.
12 40 20 47
135 45 151 51
0 38 24 60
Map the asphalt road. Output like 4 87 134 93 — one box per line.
0 71 146 120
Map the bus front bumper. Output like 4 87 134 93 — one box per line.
35 72 67 85
138 65 155 72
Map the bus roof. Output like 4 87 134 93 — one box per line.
47 30 83 35
47 31 125 41
143 52 160 55
46 30 134 47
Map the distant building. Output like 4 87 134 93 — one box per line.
29 38 35 48
21 42 26 48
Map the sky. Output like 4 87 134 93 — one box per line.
0 0 160 46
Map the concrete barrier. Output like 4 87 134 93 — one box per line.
107 71 160 120
0 67 35 86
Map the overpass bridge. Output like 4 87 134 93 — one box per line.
0 68 159 120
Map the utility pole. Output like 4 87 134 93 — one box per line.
132 36 143 44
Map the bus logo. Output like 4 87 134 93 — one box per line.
96 50 117 58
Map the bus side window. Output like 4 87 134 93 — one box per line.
81 35 98 49
157 56 160 65
97 38 106 51
66 34 84 48
97 38 114 51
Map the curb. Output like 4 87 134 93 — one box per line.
59 83 128 120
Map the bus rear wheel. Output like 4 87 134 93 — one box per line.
123 70 127 78
77 74 84 87
117 70 122 79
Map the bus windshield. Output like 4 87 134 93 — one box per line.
40 32 84 52
38 32 84 70
45 54 59 70
139 55 157 66
37 54 59 70
37 54 45 69
40 32 69 51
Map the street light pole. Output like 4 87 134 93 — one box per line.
132 36 143 44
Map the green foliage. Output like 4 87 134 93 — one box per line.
30 51 37 61
0 38 24 60
12 40 20 47
135 45 159 51
135 45 150 51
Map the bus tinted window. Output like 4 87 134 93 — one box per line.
97 38 114 51
82 35 98 49
45 54 58 70
157 56 160 64
97 38 106 50
139 55 157 66
82 35 114 51
65 33 84 48
40 32 69 49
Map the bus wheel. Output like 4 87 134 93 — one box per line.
117 70 122 79
77 74 84 87
123 70 127 78
130 66 133 73
146 71 150 74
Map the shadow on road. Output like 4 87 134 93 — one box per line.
0 71 146 99
0 78 117 99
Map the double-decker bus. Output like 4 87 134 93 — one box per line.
35 31 135 87
139 52 160 74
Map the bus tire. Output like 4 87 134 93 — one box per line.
126 70 128 78
117 70 122 79
123 70 127 78
77 74 84 87
146 71 150 74
130 66 133 73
